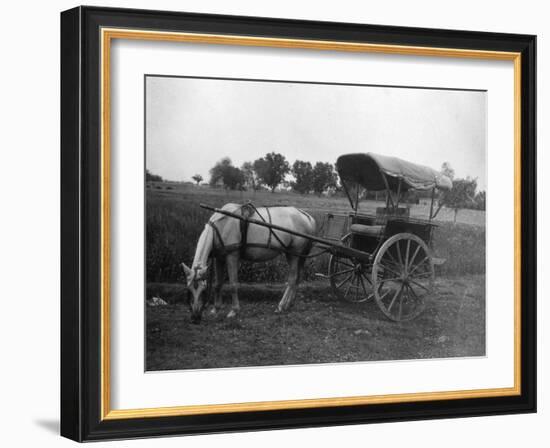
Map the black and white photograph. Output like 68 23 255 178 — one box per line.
52 3 538 444
145 75 487 371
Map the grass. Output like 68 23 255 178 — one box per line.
146 276 486 370
146 182 485 283
145 183 486 370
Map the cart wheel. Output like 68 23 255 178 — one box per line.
328 234 372 303
372 233 434 321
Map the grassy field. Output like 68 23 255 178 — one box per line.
146 182 485 284
146 182 486 370
146 276 485 370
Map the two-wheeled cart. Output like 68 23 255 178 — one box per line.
202 152 452 322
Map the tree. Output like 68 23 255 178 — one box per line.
241 161 258 190
191 174 203 185
474 190 486 211
146 169 163 182
441 162 455 181
225 166 245 190
291 160 313 194
209 157 232 185
253 152 290 192
439 177 478 223
312 162 338 196
209 158 244 190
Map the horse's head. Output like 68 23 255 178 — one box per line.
181 262 209 324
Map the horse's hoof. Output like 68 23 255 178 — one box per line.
209 307 217 315
227 309 237 319
275 307 283 314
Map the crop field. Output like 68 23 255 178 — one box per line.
146 182 486 370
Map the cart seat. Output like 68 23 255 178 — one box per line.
350 224 384 237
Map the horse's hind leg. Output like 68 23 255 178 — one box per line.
225 253 240 318
210 257 225 315
277 255 301 313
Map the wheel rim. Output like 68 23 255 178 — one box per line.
329 235 372 303
372 234 434 321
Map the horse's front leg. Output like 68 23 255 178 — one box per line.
277 255 301 313
209 257 225 315
225 253 240 318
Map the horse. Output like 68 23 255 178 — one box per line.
181 203 316 324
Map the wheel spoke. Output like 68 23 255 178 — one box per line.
404 239 411 273
385 249 401 268
336 273 353 289
344 279 353 298
361 271 373 286
359 274 369 297
379 263 402 278
388 283 405 312
331 267 355 277
406 283 421 301
408 278 432 292
408 255 430 276
396 241 404 269
378 288 391 301
408 244 422 271
381 258 402 272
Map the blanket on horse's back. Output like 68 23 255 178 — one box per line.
208 203 291 256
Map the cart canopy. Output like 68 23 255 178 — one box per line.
336 152 453 192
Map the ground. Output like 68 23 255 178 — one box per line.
146 183 486 371
146 275 485 371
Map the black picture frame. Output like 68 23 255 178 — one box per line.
61 5 536 442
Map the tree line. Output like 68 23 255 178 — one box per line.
152 155 486 219
206 152 338 196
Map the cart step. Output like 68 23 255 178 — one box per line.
432 257 447 266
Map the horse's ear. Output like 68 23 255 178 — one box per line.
181 262 193 278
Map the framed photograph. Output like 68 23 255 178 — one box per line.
61 6 536 441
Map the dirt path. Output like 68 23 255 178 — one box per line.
146 275 485 371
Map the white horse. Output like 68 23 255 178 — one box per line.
181 203 316 324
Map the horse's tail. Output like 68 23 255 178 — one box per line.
296 208 317 235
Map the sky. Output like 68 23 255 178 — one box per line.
146 76 487 190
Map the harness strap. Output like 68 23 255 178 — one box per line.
209 211 252 256
248 203 290 252
208 221 228 256
265 207 272 248
209 203 302 257
239 218 249 258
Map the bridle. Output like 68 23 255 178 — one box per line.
189 262 213 308
192 265 202 289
